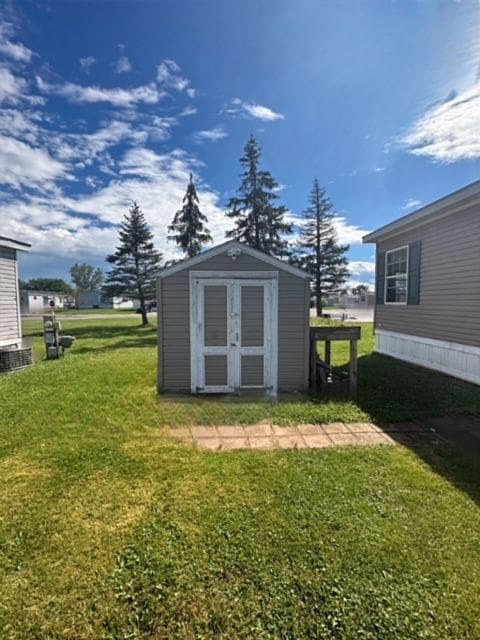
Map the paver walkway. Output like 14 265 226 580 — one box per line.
169 419 449 451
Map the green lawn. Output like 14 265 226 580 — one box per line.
0 318 479 638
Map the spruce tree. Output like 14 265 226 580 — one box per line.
103 202 162 326
226 135 292 256
295 179 349 316
168 173 212 258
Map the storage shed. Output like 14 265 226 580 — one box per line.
0 235 31 348
157 240 310 395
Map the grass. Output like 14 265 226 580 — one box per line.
0 317 479 638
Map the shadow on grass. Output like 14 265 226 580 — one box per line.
67 323 157 354
346 354 480 507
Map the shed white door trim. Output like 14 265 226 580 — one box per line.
190 272 278 395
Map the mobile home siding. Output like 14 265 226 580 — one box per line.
159 251 309 392
375 202 480 348
0 247 21 345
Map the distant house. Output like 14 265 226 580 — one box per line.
77 290 138 310
325 291 375 307
364 179 480 385
0 235 31 348
20 290 69 314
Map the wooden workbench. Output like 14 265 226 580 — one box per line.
309 326 361 396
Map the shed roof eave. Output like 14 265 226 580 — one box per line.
0 235 31 252
363 178 480 244
157 240 310 280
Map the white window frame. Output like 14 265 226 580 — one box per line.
384 245 409 305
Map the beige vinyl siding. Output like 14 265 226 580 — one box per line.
376 202 480 347
0 247 21 344
158 251 309 392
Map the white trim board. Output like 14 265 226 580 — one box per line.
375 329 480 386
158 240 309 280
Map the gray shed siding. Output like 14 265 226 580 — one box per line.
0 247 21 345
375 201 480 347
158 251 310 392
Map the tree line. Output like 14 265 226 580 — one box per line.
21 135 352 325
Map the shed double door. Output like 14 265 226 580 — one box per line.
191 277 277 394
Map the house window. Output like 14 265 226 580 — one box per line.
385 246 408 303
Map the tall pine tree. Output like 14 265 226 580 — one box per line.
103 202 162 326
168 173 212 258
226 135 292 256
295 179 349 316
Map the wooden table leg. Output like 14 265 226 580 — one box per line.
349 339 358 397
325 340 331 366
310 337 317 388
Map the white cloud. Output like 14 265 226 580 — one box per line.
349 261 376 275
332 216 370 245
0 133 67 190
193 126 228 143
402 198 422 210
180 105 197 117
402 83 480 162
0 23 33 62
36 76 164 107
226 98 284 121
79 56 96 72
115 55 131 74
0 66 27 103
156 59 190 92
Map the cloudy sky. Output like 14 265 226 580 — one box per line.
1 0 480 287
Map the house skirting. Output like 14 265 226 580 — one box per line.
375 329 480 386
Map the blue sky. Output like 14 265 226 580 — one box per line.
1 0 480 287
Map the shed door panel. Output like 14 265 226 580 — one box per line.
204 285 228 346
241 286 264 347
241 355 264 387
205 354 229 387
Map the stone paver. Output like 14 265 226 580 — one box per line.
276 434 307 449
297 424 327 435
196 437 221 450
322 422 351 435
249 436 277 449
190 425 218 437
169 416 468 452
303 434 333 448
220 436 250 450
243 423 273 437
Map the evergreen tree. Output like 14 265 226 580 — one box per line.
226 135 292 256
295 179 349 316
168 173 212 258
103 202 162 326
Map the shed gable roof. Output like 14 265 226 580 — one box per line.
158 240 309 279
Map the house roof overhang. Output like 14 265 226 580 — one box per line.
363 179 480 244
0 235 31 252
157 240 310 279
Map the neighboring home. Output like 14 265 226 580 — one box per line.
77 291 138 309
326 291 375 307
363 179 480 385
0 235 31 348
20 290 69 314
157 240 310 396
